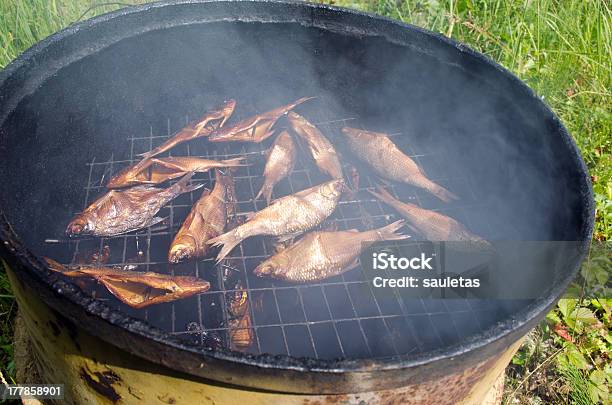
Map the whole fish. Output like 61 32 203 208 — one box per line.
341 127 458 202
169 170 236 263
207 179 345 263
368 186 487 243
254 220 408 282
66 172 202 237
138 99 236 159
287 112 343 179
45 258 210 308
207 97 314 143
255 131 296 204
107 156 245 188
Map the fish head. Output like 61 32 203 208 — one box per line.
320 179 346 199
66 215 94 237
168 235 198 264
253 255 289 278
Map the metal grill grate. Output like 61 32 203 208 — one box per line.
52 101 507 361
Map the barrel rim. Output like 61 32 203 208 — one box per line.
0 0 594 393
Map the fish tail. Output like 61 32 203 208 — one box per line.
206 229 243 263
220 157 249 167
374 220 410 241
170 172 204 195
44 258 68 273
426 183 458 203
43 258 84 277
291 96 316 109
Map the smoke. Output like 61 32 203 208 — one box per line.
0 7 589 363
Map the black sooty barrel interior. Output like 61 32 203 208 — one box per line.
0 0 592 387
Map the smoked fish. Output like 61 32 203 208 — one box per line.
169 170 236 263
45 258 210 308
139 99 236 159
255 131 296 204
207 179 345 262
107 156 245 188
66 172 202 237
254 220 408 282
287 112 343 179
341 127 457 202
369 186 486 243
207 97 313 143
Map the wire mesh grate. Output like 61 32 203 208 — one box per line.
53 99 504 361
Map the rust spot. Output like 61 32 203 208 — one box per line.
79 367 122 403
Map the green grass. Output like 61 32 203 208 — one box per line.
0 0 610 403
0 263 16 385
0 1 148 67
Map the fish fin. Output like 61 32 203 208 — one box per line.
255 183 274 205
170 172 204 194
206 230 243 263
427 184 459 203
374 220 410 241
220 157 249 167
